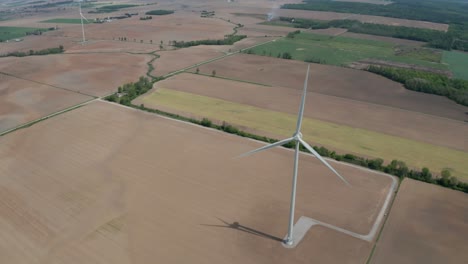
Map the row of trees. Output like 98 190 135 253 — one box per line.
282 0 468 25
106 76 157 105
283 0 468 51
105 76 467 194
279 17 466 51
0 45 64 57
173 35 247 48
367 66 468 106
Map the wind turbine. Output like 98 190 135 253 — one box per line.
78 1 89 44
239 64 351 246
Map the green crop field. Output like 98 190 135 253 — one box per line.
90 4 138 13
140 88 468 179
0 26 47 42
247 32 447 70
443 51 468 80
41 18 91 24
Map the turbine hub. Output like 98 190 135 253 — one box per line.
293 132 302 140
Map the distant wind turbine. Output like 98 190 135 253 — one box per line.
239 64 351 246
79 1 89 44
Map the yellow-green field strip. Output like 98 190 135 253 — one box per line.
141 88 468 179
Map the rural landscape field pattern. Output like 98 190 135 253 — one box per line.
0 0 467 263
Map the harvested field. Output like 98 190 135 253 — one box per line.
0 35 75 55
371 179 468 264
0 101 393 264
144 73 467 152
65 40 160 54
0 74 92 133
0 53 150 97
54 12 234 44
151 46 225 77
190 54 468 121
150 37 276 77
136 87 468 179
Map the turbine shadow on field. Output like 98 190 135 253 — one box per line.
201 218 283 242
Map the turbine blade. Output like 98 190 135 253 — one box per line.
80 13 89 22
238 137 294 158
295 64 310 134
298 138 351 187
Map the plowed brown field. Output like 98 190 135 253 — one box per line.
191 54 467 121
371 178 468 264
0 53 150 97
148 73 467 152
0 101 393 264
0 74 92 133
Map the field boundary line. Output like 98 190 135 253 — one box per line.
162 38 281 78
0 71 97 98
0 98 96 137
186 71 272 87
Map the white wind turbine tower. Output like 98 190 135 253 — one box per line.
78 1 89 44
240 64 351 246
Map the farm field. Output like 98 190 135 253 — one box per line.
0 53 150 97
140 73 467 152
0 101 393 264
40 18 91 24
340 32 425 46
247 32 446 70
50 11 234 45
331 0 392 4
370 178 468 263
0 74 92 133
190 54 467 121
234 8 449 31
136 87 468 179
151 46 225 77
0 26 47 41
64 39 161 54
149 37 277 77
442 50 468 80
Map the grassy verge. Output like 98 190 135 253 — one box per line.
139 88 468 180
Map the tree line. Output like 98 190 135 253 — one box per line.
105 76 468 194
173 35 246 48
279 17 467 51
0 45 64 57
367 66 468 106
282 0 468 51
106 76 160 105
281 0 468 25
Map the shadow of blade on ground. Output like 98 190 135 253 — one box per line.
201 218 284 242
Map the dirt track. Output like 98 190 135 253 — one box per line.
192 54 468 121
0 101 392 264
371 179 468 264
